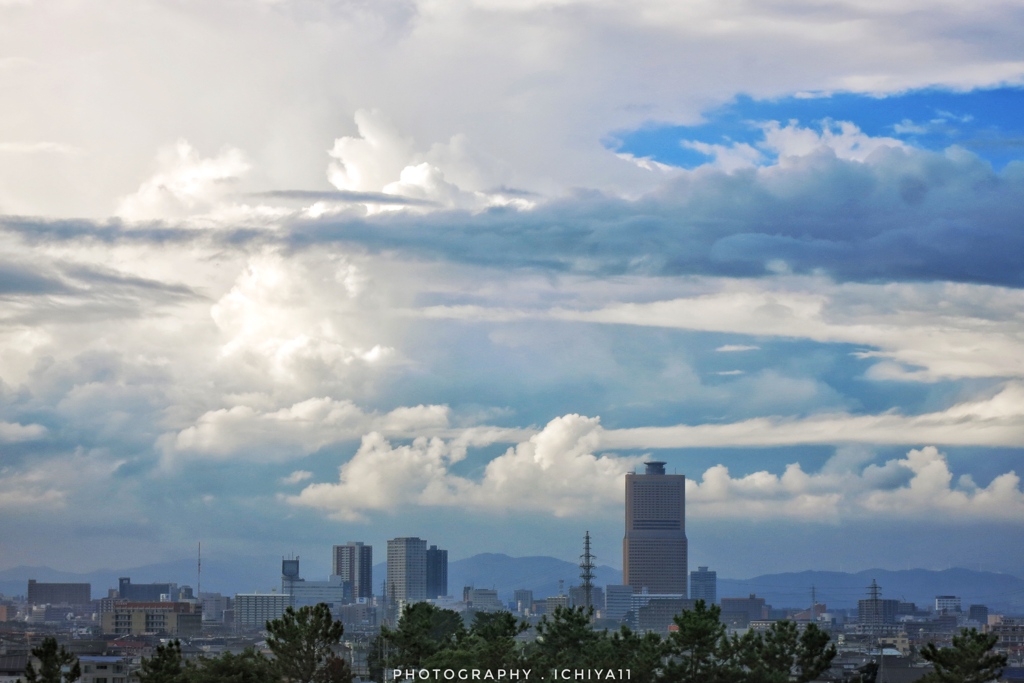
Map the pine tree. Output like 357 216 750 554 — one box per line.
265 603 351 683
919 628 1007 683
23 637 81 683
136 639 187 683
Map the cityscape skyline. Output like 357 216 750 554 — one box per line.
1 0 1023 581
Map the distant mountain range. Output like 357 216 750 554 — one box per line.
719 568 1024 612
3 556 1022 613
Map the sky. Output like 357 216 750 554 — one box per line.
1 0 1024 587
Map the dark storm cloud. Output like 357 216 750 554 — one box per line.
285 146 1024 286
4 145 1023 287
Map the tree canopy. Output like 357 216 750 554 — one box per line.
23 637 81 683
919 628 1007 683
265 603 351 683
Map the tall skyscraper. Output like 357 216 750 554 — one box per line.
387 537 427 603
333 542 373 600
623 461 687 596
690 566 717 605
425 545 448 599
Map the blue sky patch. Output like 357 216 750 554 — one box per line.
612 87 1024 169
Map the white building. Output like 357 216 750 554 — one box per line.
234 593 290 629
935 595 961 614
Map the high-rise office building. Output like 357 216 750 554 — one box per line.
387 537 427 603
690 566 717 605
623 461 687 596
333 542 373 600
425 545 448 599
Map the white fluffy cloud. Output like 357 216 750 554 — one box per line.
327 109 528 210
688 446 1024 522
163 398 451 463
210 249 400 384
286 411 1024 524
287 414 643 520
116 140 250 221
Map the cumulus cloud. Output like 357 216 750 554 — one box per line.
287 414 644 520
761 120 907 161
209 249 400 384
327 109 527 210
0 420 47 441
163 398 451 463
688 446 1024 522
116 140 250 221
286 412 1024 524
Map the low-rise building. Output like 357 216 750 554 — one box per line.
100 601 201 636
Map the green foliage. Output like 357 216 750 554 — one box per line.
266 603 351 683
185 648 276 683
606 627 666 683
663 600 730 683
366 600 837 683
377 602 469 671
662 601 836 683
24 637 81 683
739 620 836 683
919 628 1007 683
527 606 606 672
461 611 530 671
136 640 186 683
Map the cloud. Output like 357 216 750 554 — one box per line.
5 0 1024 218
7 128 1024 289
760 120 907 162
163 398 451 463
0 142 82 154
0 449 124 513
208 249 401 385
550 278 1024 381
116 140 250 221
286 410 1024 525
281 470 313 485
600 382 1024 448
0 420 47 442
287 414 644 521
688 446 1024 522
715 344 759 352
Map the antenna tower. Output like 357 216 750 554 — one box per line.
579 531 595 611
197 542 202 598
